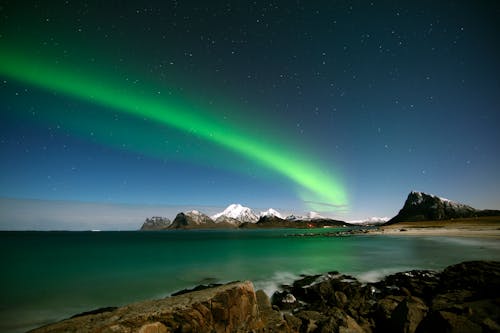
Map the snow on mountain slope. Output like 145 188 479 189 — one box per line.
407 191 472 210
348 217 389 224
387 191 478 224
259 208 283 219
212 204 259 223
307 211 324 219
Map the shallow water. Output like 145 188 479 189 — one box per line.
1 229 499 332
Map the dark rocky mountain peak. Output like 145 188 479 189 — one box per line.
387 191 477 224
140 216 171 230
168 210 215 229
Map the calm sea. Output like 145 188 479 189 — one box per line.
1 229 500 333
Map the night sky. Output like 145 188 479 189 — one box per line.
1 1 499 226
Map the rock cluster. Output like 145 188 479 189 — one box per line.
271 260 500 332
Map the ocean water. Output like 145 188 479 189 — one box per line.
1 229 500 333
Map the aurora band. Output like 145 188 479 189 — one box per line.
0 50 347 208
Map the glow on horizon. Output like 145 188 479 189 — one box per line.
0 50 348 208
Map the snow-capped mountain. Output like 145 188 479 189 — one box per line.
212 204 259 223
307 211 324 219
348 217 389 225
365 216 390 223
406 191 474 212
259 208 283 219
285 214 300 221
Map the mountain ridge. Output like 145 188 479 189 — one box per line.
140 204 351 230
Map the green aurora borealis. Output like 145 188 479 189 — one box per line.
0 49 347 208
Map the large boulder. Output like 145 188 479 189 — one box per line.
389 296 428 333
416 310 482 333
29 281 262 333
375 295 406 330
255 289 291 332
438 261 500 298
293 308 365 333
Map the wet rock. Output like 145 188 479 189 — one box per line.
389 296 428 333
438 261 500 298
416 310 482 333
324 307 366 333
295 311 327 333
283 272 369 313
138 322 168 333
284 313 302 332
374 295 405 329
293 307 367 333
272 290 300 311
430 290 474 312
375 270 439 302
256 289 290 332
334 291 348 308
482 317 500 332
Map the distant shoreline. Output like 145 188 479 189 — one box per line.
368 216 500 239
3 216 500 237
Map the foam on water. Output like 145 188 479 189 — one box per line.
355 267 413 283
253 271 302 297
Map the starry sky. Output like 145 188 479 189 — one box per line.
1 1 499 227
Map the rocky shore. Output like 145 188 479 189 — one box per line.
271 260 500 332
30 260 500 333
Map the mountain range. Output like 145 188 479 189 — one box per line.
141 203 350 230
140 192 500 230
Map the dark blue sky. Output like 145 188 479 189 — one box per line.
1 0 499 225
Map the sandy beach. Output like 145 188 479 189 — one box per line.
371 216 500 239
